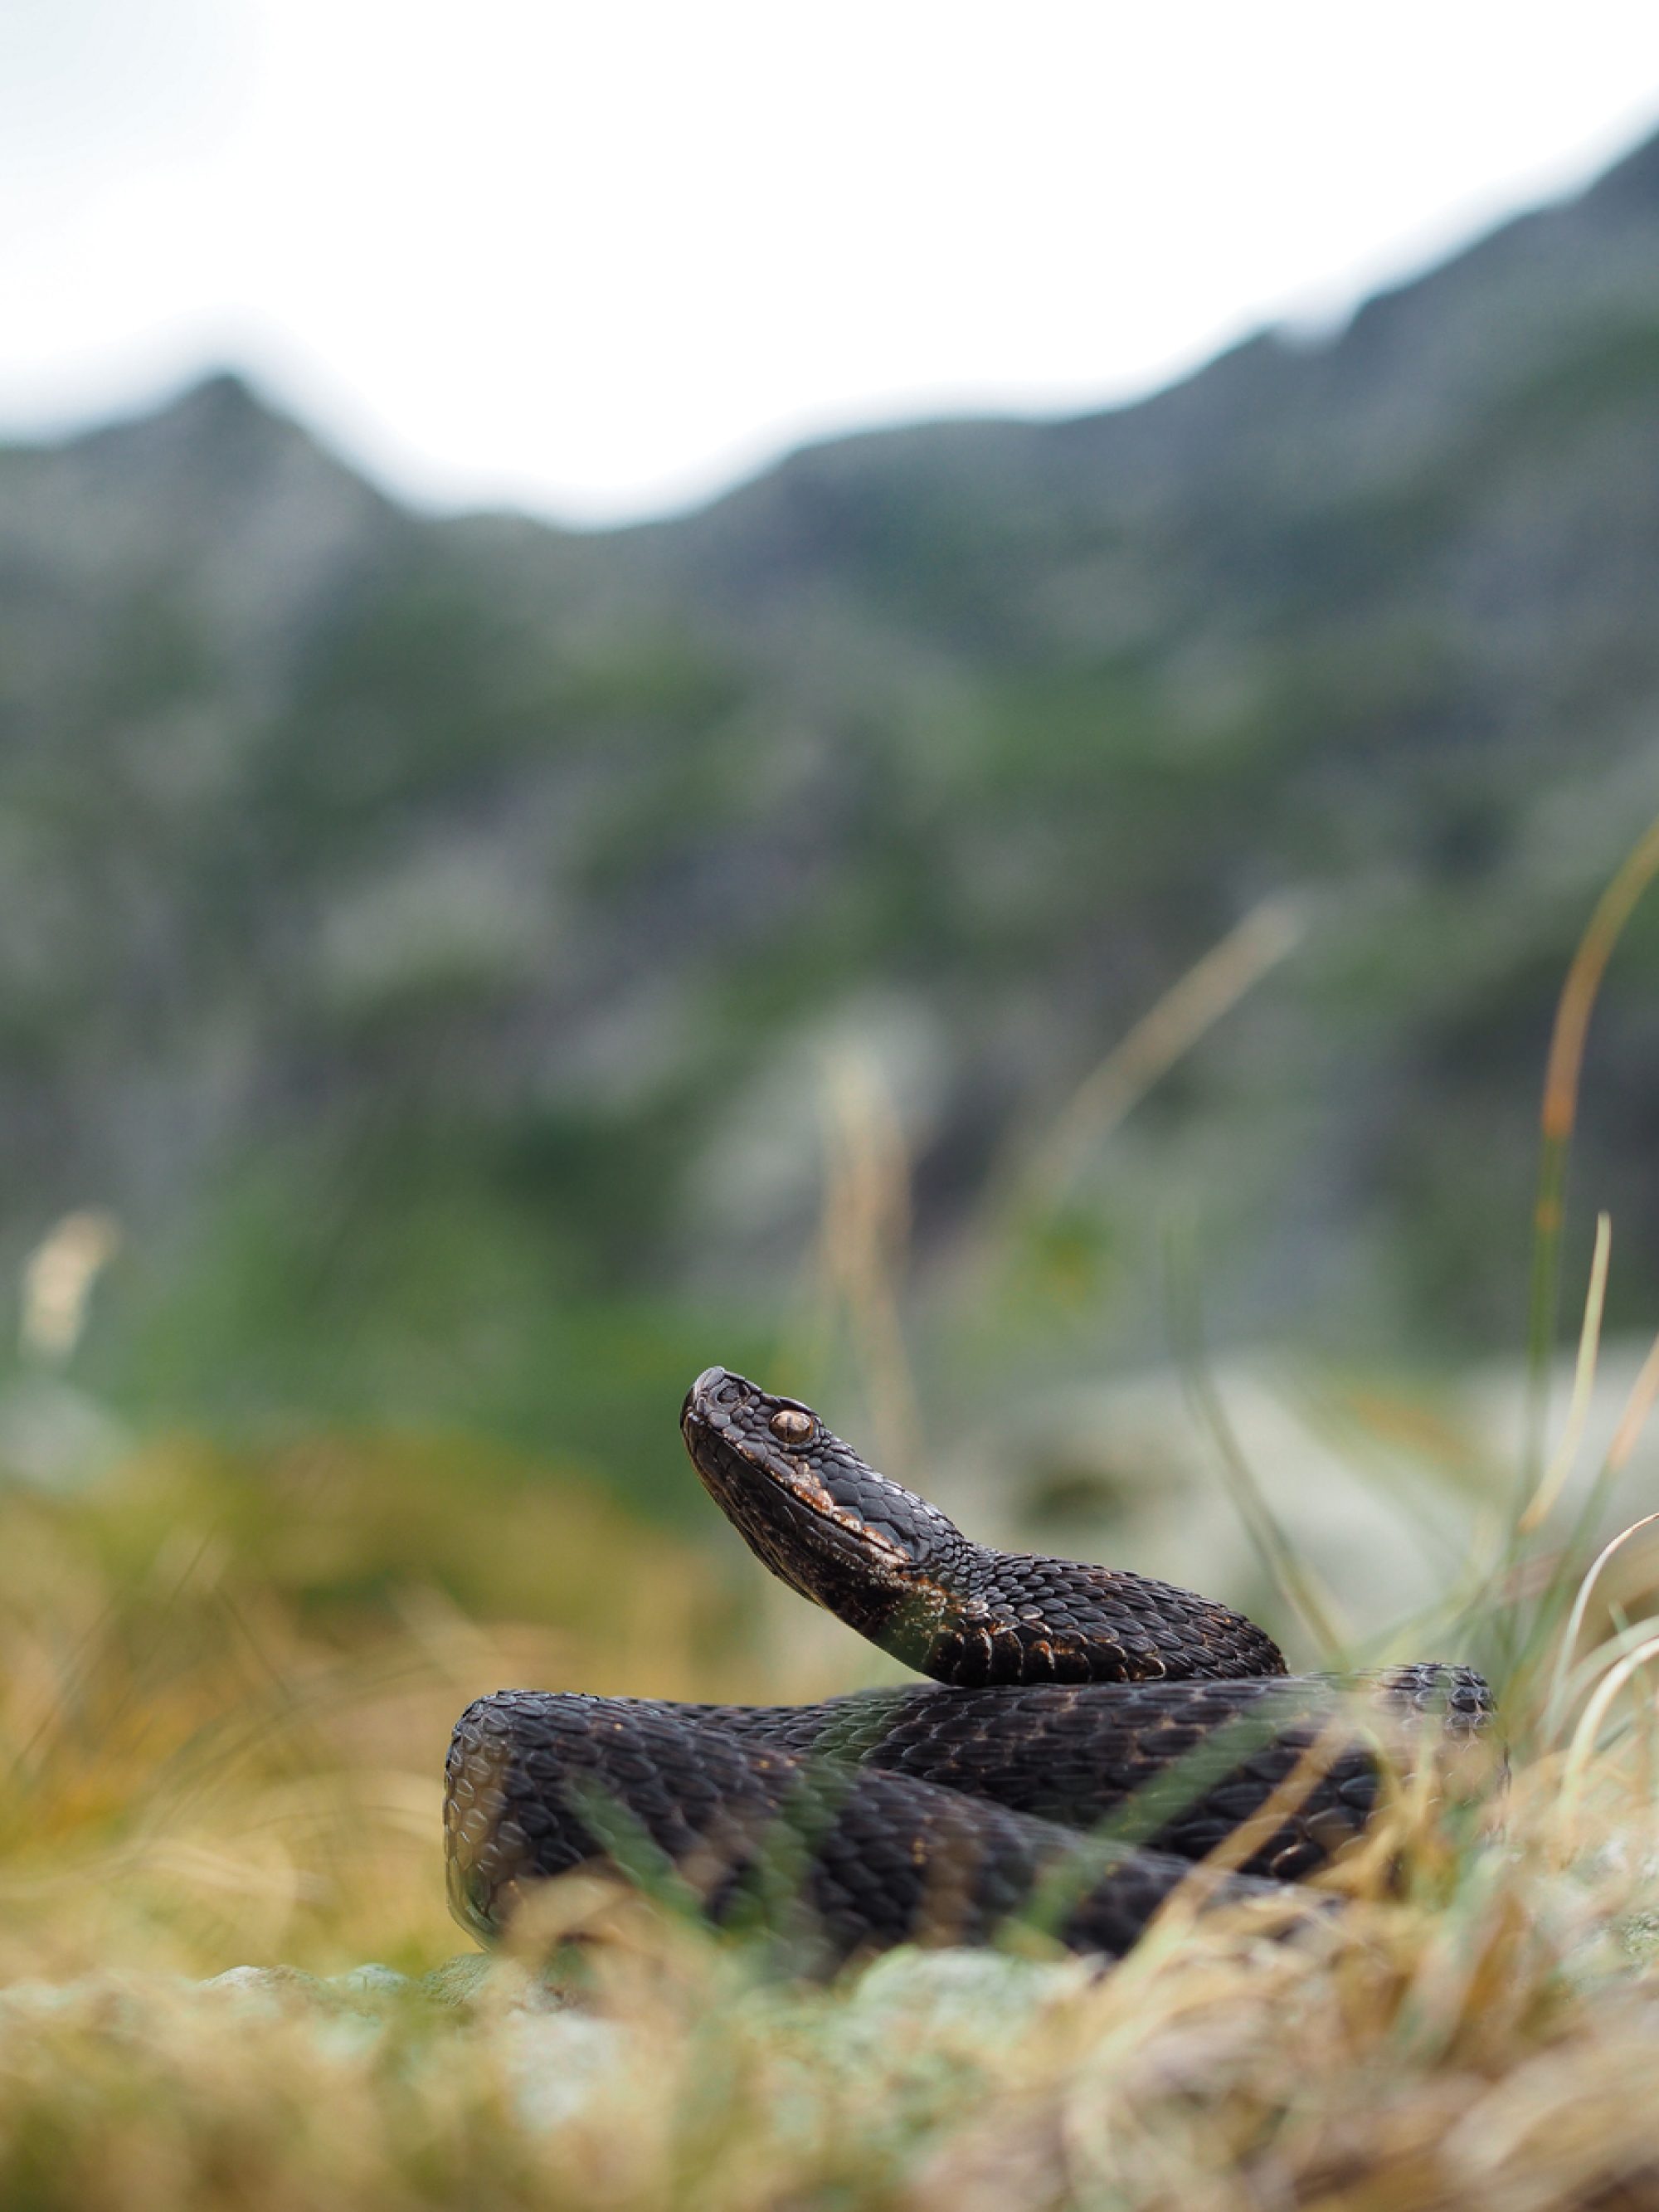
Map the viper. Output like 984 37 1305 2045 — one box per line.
445 1367 1496 1963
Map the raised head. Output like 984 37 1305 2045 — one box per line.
681 1367 1287 1687
679 1367 973 1661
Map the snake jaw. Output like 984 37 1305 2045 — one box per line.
772 1455 908 1561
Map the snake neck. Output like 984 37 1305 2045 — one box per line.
906 1547 1288 1687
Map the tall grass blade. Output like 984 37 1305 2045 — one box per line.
1604 1326 1659 1475
1557 1630 1659 1837
1519 1211 1611 1533
1545 1516 1659 1739
986 894 1305 1241
806 1048 921 1480
1523 812 1659 1498
1166 1226 1345 1660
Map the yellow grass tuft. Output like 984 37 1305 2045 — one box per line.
0 1409 1652 2211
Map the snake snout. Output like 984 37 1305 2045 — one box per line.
684 1365 748 1424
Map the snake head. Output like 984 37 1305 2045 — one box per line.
679 1367 971 1651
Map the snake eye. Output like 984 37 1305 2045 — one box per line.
769 1407 814 1445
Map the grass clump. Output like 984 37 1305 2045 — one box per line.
2 1745 1659 2210
0 1395 1654 2210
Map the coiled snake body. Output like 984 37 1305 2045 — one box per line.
445 1367 1496 1961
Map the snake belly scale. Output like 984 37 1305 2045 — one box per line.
444 1367 1496 1963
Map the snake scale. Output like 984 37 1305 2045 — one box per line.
445 1367 1496 1963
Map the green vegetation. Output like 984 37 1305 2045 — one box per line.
3 135 1659 1495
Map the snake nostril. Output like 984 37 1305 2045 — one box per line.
690 1365 736 1410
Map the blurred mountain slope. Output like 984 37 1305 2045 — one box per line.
3 129 1659 1450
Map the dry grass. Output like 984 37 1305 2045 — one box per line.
0 1407 1657 2212
0 1429 754 1988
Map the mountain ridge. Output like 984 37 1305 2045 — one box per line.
2 128 1659 1466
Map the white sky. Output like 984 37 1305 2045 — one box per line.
4 0 1659 526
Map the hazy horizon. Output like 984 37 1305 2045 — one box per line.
5 0 1659 526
